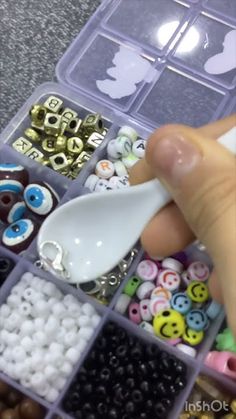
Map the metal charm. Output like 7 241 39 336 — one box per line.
37 240 70 281
44 96 63 114
24 128 40 143
49 153 69 171
44 113 62 136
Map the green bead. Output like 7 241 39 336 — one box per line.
124 276 141 297
216 328 236 352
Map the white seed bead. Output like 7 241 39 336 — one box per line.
1 330 10 343
7 294 21 308
64 331 78 347
45 316 59 335
20 376 32 388
95 159 115 179
78 326 94 341
47 297 58 307
19 302 32 317
23 287 38 302
33 331 48 347
14 363 28 379
44 365 59 381
21 272 34 284
0 342 5 354
82 302 95 317
63 294 79 307
12 347 26 362
62 318 76 330
122 153 139 169
6 312 22 331
132 139 146 158
0 304 11 317
3 348 13 362
84 174 99 191
49 342 64 354
45 388 59 403
77 315 91 327
51 302 66 318
162 257 184 273
37 383 50 398
56 328 67 344
33 300 50 317
90 314 101 328
6 332 19 347
114 136 132 157
60 361 73 377
30 372 45 390
43 282 58 297
114 160 128 176
68 303 81 318
54 377 67 391
20 320 34 336
76 338 87 354
65 347 79 364
21 336 34 352
118 125 138 142
11 284 25 295
33 317 45 330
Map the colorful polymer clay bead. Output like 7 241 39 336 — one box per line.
186 281 209 303
124 276 142 297
170 292 192 315
1 219 38 253
153 309 185 339
0 192 26 224
183 328 204 346
0 164 29 193
187 261 210 282
186 309 208 331
24 182 59 216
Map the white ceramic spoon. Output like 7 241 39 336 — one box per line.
37 127 236 283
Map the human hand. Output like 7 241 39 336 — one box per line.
129 115 236 336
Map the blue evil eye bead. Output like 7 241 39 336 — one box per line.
24 182 59 216
186 309 208 331
170 292 192 315
1 219 38 253
0 164 29 193
0 192 26 224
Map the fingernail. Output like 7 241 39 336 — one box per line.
151 135 202 187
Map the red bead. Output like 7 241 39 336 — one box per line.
0 192 26 224
0 164 29 194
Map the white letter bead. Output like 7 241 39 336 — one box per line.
84 174 100 191
122 153 139 169
94 179 109 192
114 294 131 314
116 176 130 189
132 139 146 158
45 388 59 403
114 160 128 177
95 159 115 179
162 257 184 274
118 126 138 143
107 139 121 160
82 302 96 317
115 136 132 157
65 348 79 364
108 176 120 189
136 282 155 300
140 321 154 334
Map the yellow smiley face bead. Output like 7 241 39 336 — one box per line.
183 327 204 346
153 308 185 339
186 281 209 303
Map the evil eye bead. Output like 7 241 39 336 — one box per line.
0 192 26 223
158 269 181 292
0 164 29 193
153 309 185 339
1 219 38 253
182 328 204 346
186 309 208 331
170 292 192 315
136 260 158 281
186 281 209 303
187 261 210 282
24 182 59 216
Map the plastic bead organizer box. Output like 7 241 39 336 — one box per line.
0 0 236 418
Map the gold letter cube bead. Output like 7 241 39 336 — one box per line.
24 128 41 143
30 104 47 126
42 137 56 153
44 113 62 136
25 147 44 162
55 135 67 152
81 113 104 135
86 132 104 150
66 117 82 135
67 137 84 155
12 137 32 153
44 96 63 113
49 153 70 171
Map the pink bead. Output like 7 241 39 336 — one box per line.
139 299 152 322
129 302 141 324
205 351 236 380
149 297 170 316
157 269 180 291
136 260 158 281
167 338 182 346
187 261 210 282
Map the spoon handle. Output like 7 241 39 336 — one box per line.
142 126 236 219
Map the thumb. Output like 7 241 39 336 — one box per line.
146 124 236 336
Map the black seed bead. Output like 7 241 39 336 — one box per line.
86 415 96 419
138 363 148 377
100 367 111 382
107 408 119 419
139 412 148 419
0 257 15 283
173 359 187 376
145 399 154 411
154 401 168 418
147 359 158 371
74 411 82 419
145 344 160 359
161 397 174 410
95 385 107 399
131 389 143 403
116 345 127 358
125 401 135 414
130 344 143 360
82 402 93 415
95 337 107 350
126 363 135 376
174 375 187 392
114 365 125 378
126 377 136 389
109 355 119 368
97 402 108 415
155 381 168 398
82 383 93 396
140 380 150 393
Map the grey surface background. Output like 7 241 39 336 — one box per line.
0 0 100 132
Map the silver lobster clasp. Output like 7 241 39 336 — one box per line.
38 241 70 281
